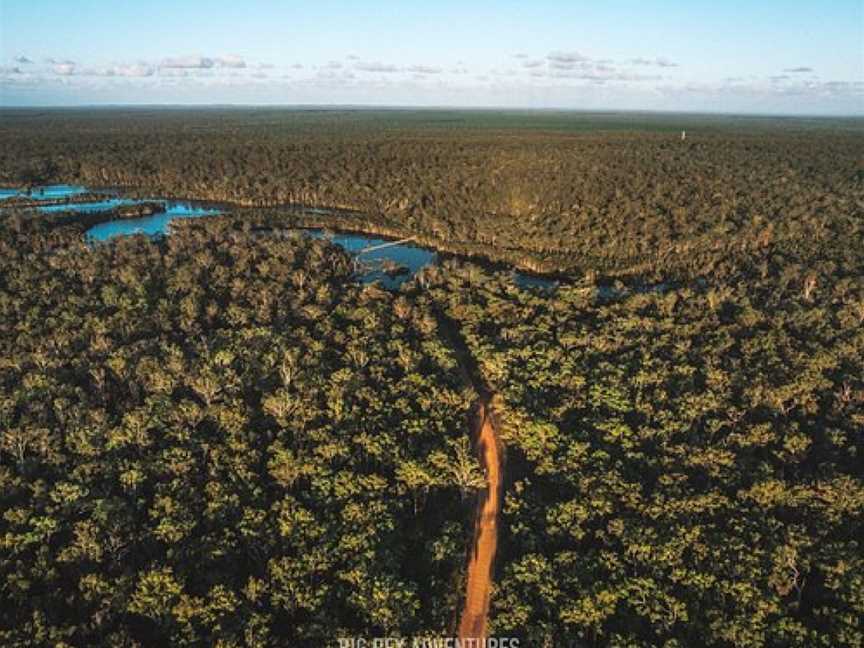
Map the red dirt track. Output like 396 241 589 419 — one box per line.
458 398 502 641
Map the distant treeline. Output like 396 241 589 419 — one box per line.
1 109 862 280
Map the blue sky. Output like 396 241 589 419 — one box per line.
1 0 862 114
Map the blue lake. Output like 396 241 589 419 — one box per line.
2 185 559 292
306 230 438 290
86 202 222 241
0 184 89 200
41 198 137 213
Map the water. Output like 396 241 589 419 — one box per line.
86 202 221 241
5 184 562 291
305 231 558 291
0 184 88 200
306 230 437 289
41 198 137 214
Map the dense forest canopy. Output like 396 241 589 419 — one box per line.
0 109 862 647
421 257 863 646
0 213 483 645
2 108 862 279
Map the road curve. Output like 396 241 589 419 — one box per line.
458 396 502 641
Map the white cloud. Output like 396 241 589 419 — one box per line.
407 65 443 74
161 56 216 69
5 51 858 115
355 61 400 73
547 51 590 68
53 63 77 76
158 55 247 70
552 69 661 83
216 55 247 69
630 57 678 68
111 64 156 77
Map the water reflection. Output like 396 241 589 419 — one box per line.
0 185 88 200
41 198 136 214
6 185 563 292
306 229 437 289
86 202 221 241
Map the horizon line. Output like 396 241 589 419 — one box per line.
1 103 863 119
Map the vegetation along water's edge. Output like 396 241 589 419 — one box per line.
0 109 862 646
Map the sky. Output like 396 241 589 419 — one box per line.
1 0 862 114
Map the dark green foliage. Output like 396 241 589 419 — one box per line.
0 215 475 646
1 108 862 280
1 109 862 647
423 257 864 647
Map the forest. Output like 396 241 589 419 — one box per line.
421 255 863 646
0 108 862 647
1 108 862 279
0 212 487 645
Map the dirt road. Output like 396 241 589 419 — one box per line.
458 396 502 641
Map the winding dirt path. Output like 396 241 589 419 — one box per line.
458 395 502 641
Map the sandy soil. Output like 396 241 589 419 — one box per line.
457 397 502 641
